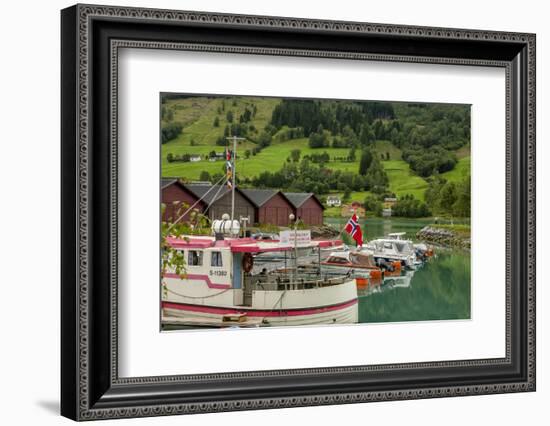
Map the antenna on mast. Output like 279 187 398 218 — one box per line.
225 135 246 222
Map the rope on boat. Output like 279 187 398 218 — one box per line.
166 174 228 232
165 287 231 299
204 180 229 213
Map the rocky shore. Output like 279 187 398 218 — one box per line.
416 225 470 250
311 225 341 239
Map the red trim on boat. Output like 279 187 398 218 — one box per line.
161 298 358 317
230 245 293 253
315 239 343 248
166 236 344 252
166 238 213 249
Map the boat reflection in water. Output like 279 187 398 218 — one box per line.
319 248 420 297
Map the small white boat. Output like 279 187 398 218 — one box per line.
387 232 434 261
361 233 418 268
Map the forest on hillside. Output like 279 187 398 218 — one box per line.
160 95 471 218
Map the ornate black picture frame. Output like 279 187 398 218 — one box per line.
61 4 536 421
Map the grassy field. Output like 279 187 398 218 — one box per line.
161 96 469 207
440 156 470 183
163 138 352 179
382 160 429 201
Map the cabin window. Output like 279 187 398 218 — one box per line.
211 251 223 267
187 250 203 266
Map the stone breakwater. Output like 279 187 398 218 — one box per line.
310 225 340 239
416 226 470 250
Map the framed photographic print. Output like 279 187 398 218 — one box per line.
61 4 536 421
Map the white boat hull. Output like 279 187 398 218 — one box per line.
162 277 358 327
162 299 358 327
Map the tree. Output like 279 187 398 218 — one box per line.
392 194 431 218
199 171 211 181
161 122 183 144
359 123 375 147
452 176 471 217
165 108 174 121
439 182 458 213
213 117 220 127
290 149 301 162
341 125 358 147
342 188 351 202
226 111 234 123
364 195 382 216
166 152 174 162
373 119 385 139
348 147 356 162
359 150 373 175
244 150 251 159
258 131 272 148
308 125 329 148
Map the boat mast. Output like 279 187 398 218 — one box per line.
226 135 245 222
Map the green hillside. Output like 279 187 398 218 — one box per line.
161 95 470 215
382 160 429 200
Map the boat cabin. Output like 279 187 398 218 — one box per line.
368 238 414 254
387 232 408 240
165 235 345 306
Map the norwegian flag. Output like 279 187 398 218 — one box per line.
344 214 363 246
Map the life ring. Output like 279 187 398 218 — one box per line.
242 253 254 273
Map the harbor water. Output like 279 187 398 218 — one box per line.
326 217 471 323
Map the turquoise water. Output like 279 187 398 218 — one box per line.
326 217 471 323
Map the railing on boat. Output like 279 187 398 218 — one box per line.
245 270 350 292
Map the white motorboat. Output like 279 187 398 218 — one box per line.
361 233 418 268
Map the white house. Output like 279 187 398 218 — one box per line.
190 155 202 162
326 195 342 207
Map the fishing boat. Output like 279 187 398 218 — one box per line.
161 231 358 328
